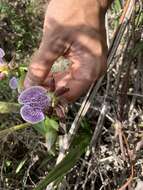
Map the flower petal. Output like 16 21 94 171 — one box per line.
0 48 5 58
29 97 51 110
18 86 48 104
20 105 45 124
18 86 51 111
9 77 18 90
0 58 3 64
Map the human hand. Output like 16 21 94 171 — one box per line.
24 0 113 102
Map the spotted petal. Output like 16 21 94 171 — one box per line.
20 105 45 124
18 86 48 104
29 97 51 110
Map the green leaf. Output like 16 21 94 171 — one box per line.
81 119 92 135
33 121 46 136
45 117 59 131
45 118 59 151
16 158 27 174
19 65 28 73
38 154 54 169
45 128 57 152
34 118 59 134
34 118 59 137
0 101 20 114
33 138 89 190
18 73 26 93
114 0 121 12
34 119 58 152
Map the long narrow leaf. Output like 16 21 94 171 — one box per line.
0 123 31 138
0 101 20 114
33 138 89 190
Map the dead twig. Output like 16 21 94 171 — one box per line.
117 132 134 190
66 0 135 154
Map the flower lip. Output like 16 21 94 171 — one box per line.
20 105 45 124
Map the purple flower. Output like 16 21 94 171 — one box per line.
0 48 5 64
9 76 18 90
18 86 51 124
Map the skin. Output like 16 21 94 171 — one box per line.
24 0 113 102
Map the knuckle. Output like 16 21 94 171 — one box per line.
50 38 65 54
40 31 68 56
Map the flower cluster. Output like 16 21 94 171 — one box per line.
0 48 20 90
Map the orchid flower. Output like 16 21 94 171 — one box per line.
18 86 51 124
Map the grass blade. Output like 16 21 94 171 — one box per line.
0 101 20 114
33 138 89 190
0 123 31 138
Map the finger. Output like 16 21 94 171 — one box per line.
52 71 92 102
24 19 69 88
24 37 66 88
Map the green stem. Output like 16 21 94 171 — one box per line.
0 123 31 138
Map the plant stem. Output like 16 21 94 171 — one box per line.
0 123 31 138
0 101 20 114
